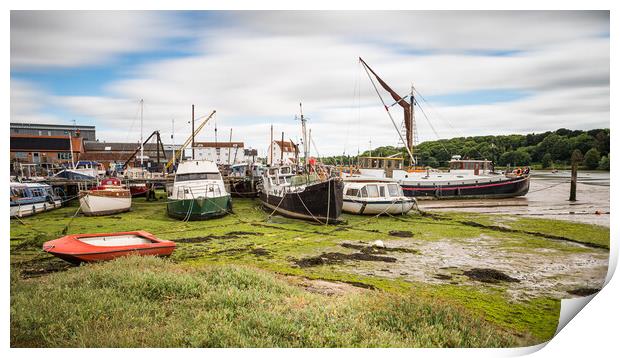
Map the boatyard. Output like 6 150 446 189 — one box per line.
9 10 611 350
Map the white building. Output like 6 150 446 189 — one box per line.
194 142 245 164
268 140 299 166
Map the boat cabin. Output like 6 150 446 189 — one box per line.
358 156 404 178
344 181 405 200
230 163 264 178
448 155 493 175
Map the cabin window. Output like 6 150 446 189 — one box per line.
388 184 400 197
346 188 359 197
31 188 45 197
11 187 25 198
379 186 386 197
366 185 379 198
360 187 368 198
280 167 291 175
176 173 222 182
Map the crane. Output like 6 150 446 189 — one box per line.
165 110 216 171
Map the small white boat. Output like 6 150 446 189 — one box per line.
79 178 132 216
342 177 416 215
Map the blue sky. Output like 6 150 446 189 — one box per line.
11 11 610 155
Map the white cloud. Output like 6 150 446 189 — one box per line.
10 11 186 69
10 11 610 156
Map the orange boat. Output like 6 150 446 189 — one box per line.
42 231 176 264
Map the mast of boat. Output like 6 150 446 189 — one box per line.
228 128 233 165
191 104 195 160
359 58 416 165
298 102 309 168
140 99 144 168
68 133 75 169
270 124 273 165
171 118 176 166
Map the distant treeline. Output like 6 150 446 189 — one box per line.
322 128 610 170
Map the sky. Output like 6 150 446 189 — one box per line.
10 10 610 157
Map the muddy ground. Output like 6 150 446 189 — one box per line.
311 235 608 301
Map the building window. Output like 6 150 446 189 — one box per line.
57 152 72 160
15 152 28 159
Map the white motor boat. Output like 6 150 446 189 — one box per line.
342 177 416 215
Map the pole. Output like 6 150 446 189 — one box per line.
228 128 233 165
191 104 195 160
156 131 161 171
140 99 144 167
569 150 582 202
68 133 75 169
280 131 284 165
270 124 273 165
171 118 176 167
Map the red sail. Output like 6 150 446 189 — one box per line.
359 57 413 152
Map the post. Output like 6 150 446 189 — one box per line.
228 128 233 165
270 124 273 165
191 104 195 160
280 131 284 165
156 131 161 172
569 150 583 202
171 118 176 167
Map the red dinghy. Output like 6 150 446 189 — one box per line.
42 231 175 264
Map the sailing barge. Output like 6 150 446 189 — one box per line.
358 58 530 199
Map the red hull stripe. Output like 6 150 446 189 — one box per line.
402 178 527 191
51 245 176 256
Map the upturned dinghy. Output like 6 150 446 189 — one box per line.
42 231 175 264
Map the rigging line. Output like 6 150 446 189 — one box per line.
360 61 415 164
413 87 466 139
415 100 451 156
413 87 487 159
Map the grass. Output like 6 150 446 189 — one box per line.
11 256 524 348
10 193 610 347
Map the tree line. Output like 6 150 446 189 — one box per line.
322 128 610 170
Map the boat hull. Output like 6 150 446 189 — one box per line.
166 195 232 220
401 176 530 199
259 178 343 224
228 177 260 198
10 200 62 218
43 231 175 264
79 190 132 216
129 184 149 197
342 198 415 215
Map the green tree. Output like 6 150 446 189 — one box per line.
598 155 610 171
426 156 439 168
541 153 553 169
583 148 601 170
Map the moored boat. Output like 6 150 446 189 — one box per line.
227 162 264 197
259 165 343 223
10 182 62 218
167 159 232 220
342 177 416 215
79 177 132 216
42 231 175 264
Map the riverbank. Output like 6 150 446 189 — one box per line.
10 195 610 347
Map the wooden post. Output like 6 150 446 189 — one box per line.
569 150 583 202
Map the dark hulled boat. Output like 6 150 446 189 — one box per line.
358 58 530 200
259 165 343 223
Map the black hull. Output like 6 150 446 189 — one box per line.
228 177 260 198
402 176 530 199
259 178 344 224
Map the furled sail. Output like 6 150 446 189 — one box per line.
359 57 413 153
